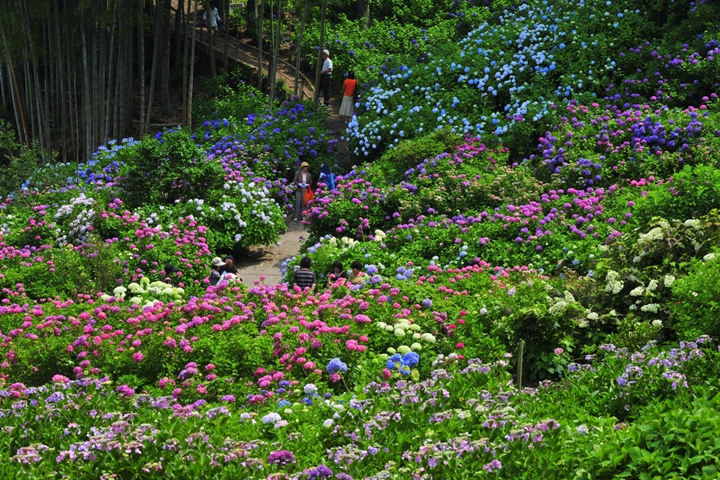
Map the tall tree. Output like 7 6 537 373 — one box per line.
313 0 327 111
160 0 172 115
145 0 163 132
257 0 264 90
187 0 199 126
0 11 29 146
139 0 146 137
293 0 308 98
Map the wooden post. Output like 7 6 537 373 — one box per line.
517 340 524 389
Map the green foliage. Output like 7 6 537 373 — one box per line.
671 253 720 340
116 129 225 208
378 127 461 182
633 165 720 222
584 394 720 479
0 120 57 197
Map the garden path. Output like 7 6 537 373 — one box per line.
172 5 355 286
171 4 316 101
235 220 306 287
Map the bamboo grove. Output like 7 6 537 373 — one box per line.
0 0 234 163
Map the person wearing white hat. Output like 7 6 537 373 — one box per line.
320 49 333 106
293 162 313 221
209 257 224 286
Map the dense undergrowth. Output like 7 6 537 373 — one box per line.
1 0 720 477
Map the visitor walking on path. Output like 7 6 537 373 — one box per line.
293 162 313 221
320 49 333 106
203 1 222 31
339 72 358 124
293 256 317 292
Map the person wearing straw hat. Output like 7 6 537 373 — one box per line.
293 162 313 221
209 257 224 286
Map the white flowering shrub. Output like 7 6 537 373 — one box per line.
136 179 284 250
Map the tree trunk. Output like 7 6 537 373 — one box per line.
160 0 172 116
145 0 162 133
257 0 264 90
123 0 134 138
187 0 198 127
208 13 216 77
294 0 308 98
270 0 282 105
138 0 146 137
175 0 183 68
1 20 30 146
182 0 189 124
80 10 93 160
313 0 327 111
0 65 7 111
268 0 274 106
356 0 369 28
104 3 118 144
223 0 230 73
55 0 67 161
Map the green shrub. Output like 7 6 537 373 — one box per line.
671 252 720 340
116 129 225 208
377 128 462 182
633 164 720 222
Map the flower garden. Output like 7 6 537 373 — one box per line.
2 0 720 477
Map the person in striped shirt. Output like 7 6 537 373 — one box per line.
293 256 316 293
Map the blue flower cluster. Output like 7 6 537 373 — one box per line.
395 266 414 281
346 0 640 156
326 358 348 374
387 352 420 376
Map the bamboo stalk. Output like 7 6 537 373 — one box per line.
293 0 308 98
139 0 146 137
187 0 198 127
0 20 30 146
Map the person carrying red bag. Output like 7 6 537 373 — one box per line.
293 162 313 222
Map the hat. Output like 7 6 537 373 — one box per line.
300 162 311 168
211 257 224 267
322 49 330 56
164 263 179 273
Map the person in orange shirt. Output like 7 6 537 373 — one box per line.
339 72 358 125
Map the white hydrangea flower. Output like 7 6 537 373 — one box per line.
652 320 663 328
664 275 676 288
629 286 645 296
640 304 659 313
646 279 658 292
703 253 716 262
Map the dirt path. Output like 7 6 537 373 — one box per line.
172 6 356 284
235 221 306 286
171 6 315 100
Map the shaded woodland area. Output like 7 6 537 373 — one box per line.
0 0 334 164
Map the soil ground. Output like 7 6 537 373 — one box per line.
234 220 307 286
